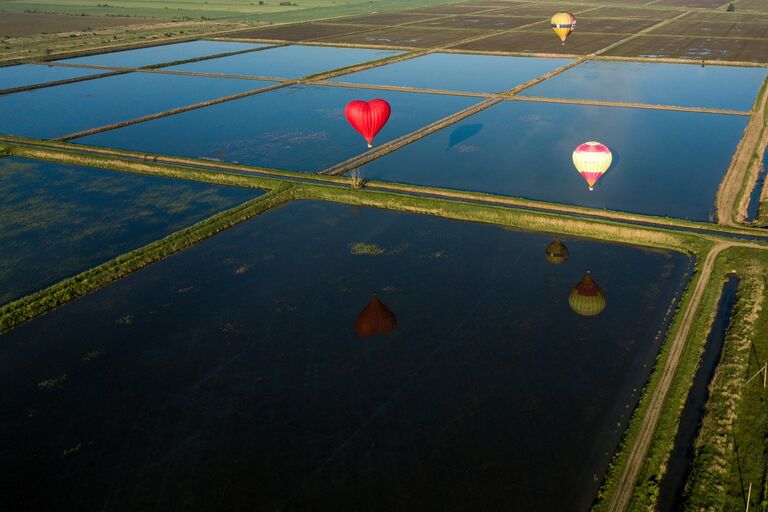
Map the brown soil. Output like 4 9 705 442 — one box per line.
488 4 591 16
655 0 730 7
681 10 768 21
650 20 768 38
605 34 768 62
319 26 483 48
734 0 768 12
452 30 627 54
331 13 440 26
524 17 664 33
0 12 157 37
228 23 373 42
410 15 540 30
588 6 681 18
410 4 499 14
715 78 768 225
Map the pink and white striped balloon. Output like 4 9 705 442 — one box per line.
572 141 612 191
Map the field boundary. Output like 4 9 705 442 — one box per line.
6 139 768 242
54 81 292 141
0 185 295 334
715 73 768 226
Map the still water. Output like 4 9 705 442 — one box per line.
0 201 691 511
57 40 269 68
329 52 572 93
165 45 404 79
359 100 747 221
0 157 259 305
0 72 276 139
0 64 106 91
521 60 767 111
77 85 479 172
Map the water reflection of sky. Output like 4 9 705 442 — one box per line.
0 64 105 91
0 72 276 139
330 52 573 93
361 100 746 221
0 157 259 305
57 40 269 68
522 60 768 111
165 45 404 79
78 85 480 172
0 201 691 512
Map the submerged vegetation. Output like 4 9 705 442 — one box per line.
2 14 768 506
0 186 294 333
349 241 384 255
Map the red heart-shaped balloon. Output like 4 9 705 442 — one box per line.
344 99 391 148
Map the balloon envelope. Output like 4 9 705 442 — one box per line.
355 293 397 337
545 239 569 265
569 271 606 317
551 12 576 43
345 99 391 148
572 141 612 191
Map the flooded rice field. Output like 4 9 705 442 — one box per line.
357 100 746 221
76 85 479 171
0 72 277 139
521 60 767 111
0 157 259 305
0 201 691 511
329 52 572 93
56 40 270 69
164 45 404 79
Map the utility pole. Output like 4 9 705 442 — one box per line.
745 362 767 388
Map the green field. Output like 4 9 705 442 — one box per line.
0 0 466 20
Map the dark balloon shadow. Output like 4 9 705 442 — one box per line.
447 123 484 150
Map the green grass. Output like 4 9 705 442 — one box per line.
683 247 768 511
0 0 464 21
11 138 768 242
0 185 294 333
592 247 768 511
591 241 712 511
614 250 731 511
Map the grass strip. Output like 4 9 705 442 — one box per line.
683 247 768 511
0 185 294 334
592 241 716 511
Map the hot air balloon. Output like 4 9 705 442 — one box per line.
345 99 391 148
354 292 397 337
545 239 569 265
569 271 606 317
572 141 612 191
551 12 576 45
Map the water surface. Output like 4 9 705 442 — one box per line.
522 60 767 111
0 201 691 511
655 276 739 511
78 85 479 172
57 40 269 68
0 157 259 304
0 64 106 91
329 52 572 93
0 73 276 139
359 100 746 221
165 44 404 79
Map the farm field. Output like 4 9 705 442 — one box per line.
1 0 768 511
0 200 691 512
0 157 259 305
